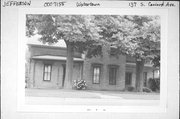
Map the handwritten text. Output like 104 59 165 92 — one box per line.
76 2 100 7
129 1 176 8
2 0 31 7
44 2 66 7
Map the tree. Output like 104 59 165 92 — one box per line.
26 15 102 89
105 15 160 92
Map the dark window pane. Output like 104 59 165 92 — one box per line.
125 72 132 85
109 67 117 85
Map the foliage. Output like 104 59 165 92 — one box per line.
26 15 160 61
26 15 103 53
143 87 152 93
106 15 160 62
125 86 136 92
73 79 87 90
148 78 160 91
152 55 160 68
92 15 160 66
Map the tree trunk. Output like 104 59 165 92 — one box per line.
64 42 74 89
135 59 145 92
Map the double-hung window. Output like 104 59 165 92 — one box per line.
43 64 52 81
92 64 101 84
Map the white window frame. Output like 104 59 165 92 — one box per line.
43 64 52 81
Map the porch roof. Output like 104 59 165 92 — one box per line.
32 55 84 62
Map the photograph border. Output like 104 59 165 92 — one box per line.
17 8 168 113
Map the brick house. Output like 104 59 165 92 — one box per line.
26 40 159 91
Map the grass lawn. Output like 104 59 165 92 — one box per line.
25 88 160 100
